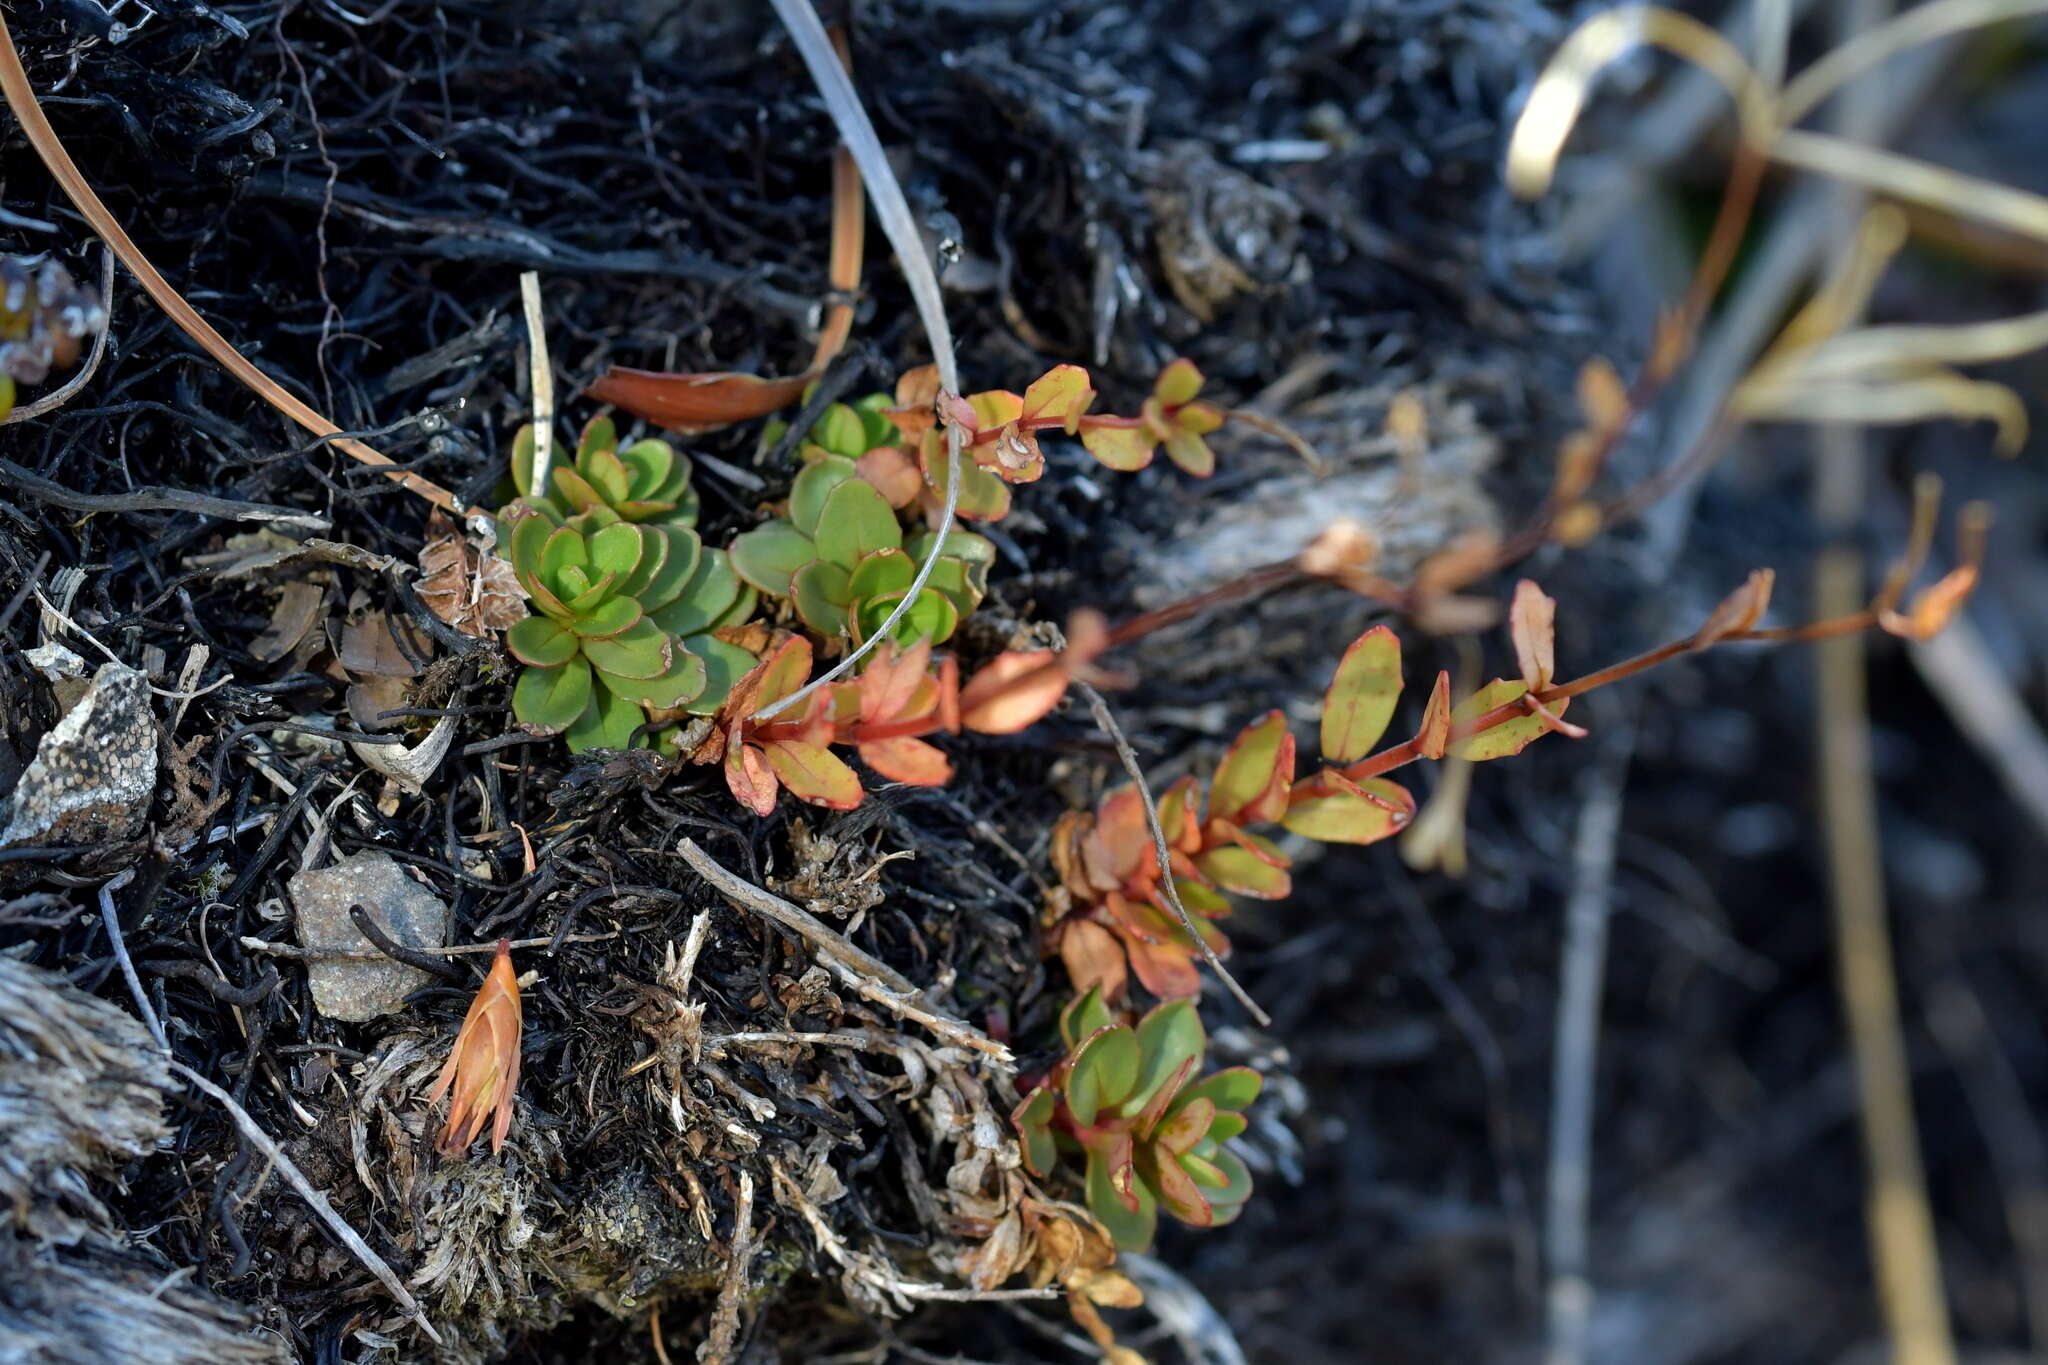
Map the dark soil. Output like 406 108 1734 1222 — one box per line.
4 2 2047 1365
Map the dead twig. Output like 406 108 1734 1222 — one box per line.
1075 682 1270 1027
677 838 1011 1064
697 1168 754 1365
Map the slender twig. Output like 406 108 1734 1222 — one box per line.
698 1168 754 1365
752 0 961 720
0 454 327 526
677 838 1010 1063
0 14 467 516
100 864 440 1340
1077 682 1270 1027
240 931 621 960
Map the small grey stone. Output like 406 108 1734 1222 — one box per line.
0 662 156 847
289 852 449 1022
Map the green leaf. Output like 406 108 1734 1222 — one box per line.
1209 710 1295 826
599 647 706 709
540 525 589 582
635 526 702 613
1067 1025 1140 1126
510 423 539 497
576 415 617 464
564 681 645 753
929 451 1013 520
813 403 871 458
580 446 633 504
1451 679 1558 761
587 522 644 583
790 454 857 537
1060 986 1114 1052
581 620 670 679
1012 1088 1059 1177
1170 1065 1262 1116
847 547 916 602
1282 771 1414 845
1080 423 1156 472
1086 1144 1158 1252
549 465 608 515
1154 358 1204 406
570 595 641 639
513 656 592 733
855 588 957 646
709 582 758 631
617 437 674 499
852 392 897 448
1193 843 1291 899
651 548 744 636
1322 625 1403 762
1147 1144 1215 1226
612 524 670 602
813 479 901 568
1121 1000 1206 1119
793 560 853 636
505 616 579 667
680 634 758 715
906 528 997 568
729 520 817 597
1163 429 1214 477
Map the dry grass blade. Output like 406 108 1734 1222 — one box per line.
0 13 466 515
1779 0 2048 124
1771 129 2048 245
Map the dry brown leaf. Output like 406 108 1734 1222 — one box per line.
250 580 327 663
1693 568 1775 647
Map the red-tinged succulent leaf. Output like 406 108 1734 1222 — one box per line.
858 735 952 786
1083 787 1152 889
790 454 856 537
1157 776 1204 853
1146 1147 1214 1227
1154 1096 1216 1157
1509 579 1557 689
1086 1140 1158 1250
1060 986 1118 1054
752 635 814 709
923 437 1014 521
1283 769 1414 845
1170 1065 1262 1117
1126 1000 1205 1117
505 616 579 668
1209 710 1295 826
1067 1024 1141 1127
1058 918 1129 1003
1207 1111 1248 1143
725 736 778 815
1131 1055 1198 1138
958 651 1066 733
584 365 815 435
763 740 863 809
1012 1087 1060 1177
1451 679 1565 761
1079 422 1155 471
1206 823 1291 869
1119 925 1204 1000
855 445 924 508
1322 625 1403 762
1415 669 1453 759
1162 428 1215 477
564 684 646 752
1173 876 1232 916
1021 364 1096 433
1194 843 1291 899
967 390 1024 428
858 636 933 725
600 649 707 709
1175 400 1224 435
549 464 609 515
1153 358 1204 407
814 478 902 568
885 364 942 442
1695 568 1775 646
937 389 981 435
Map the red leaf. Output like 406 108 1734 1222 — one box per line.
1695 568 1775 647
1208 711 1294 827
1509 579 1557 689
585 366 814 435
859 637 933 725
763 739 864 809
1321 625 1402 763
1058 917 1129 1002
1415 670 1452 760
858 735 953 786
725 737 778 816
958 651 1066 734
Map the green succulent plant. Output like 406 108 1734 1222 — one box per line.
512 416 700 528
1011 988 1261 1251
730 406 992 647
498 507 758 750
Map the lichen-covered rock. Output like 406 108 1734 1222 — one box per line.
0 663 155 848
289 852 451 1021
